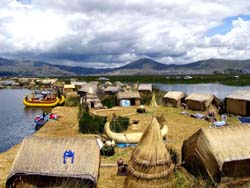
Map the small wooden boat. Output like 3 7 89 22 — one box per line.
34 115 48 127
23 97 60 107
104 118 168 144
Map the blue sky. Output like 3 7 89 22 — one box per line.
0 0 250 67
207 15 250 37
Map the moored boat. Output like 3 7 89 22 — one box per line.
59 95 65 105
23 96 60 107
34 115 48 127
104 118 168 144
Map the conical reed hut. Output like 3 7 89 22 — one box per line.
125 117 175 188
150 92 158 107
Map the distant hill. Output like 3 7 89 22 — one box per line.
0 57 250 76
0 57 76 77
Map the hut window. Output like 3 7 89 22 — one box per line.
63 150 75 164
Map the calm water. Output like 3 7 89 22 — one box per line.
154 83 250 99
0 89 51 153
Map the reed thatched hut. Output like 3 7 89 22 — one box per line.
182 125 250 183
163 91 186 107
117 91 141 106
126 117 175 188
185 93 220 111
225 90 250 116
84 86 103 109
6 136 100 188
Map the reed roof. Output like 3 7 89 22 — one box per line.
117 91 141 100
185 93 214 103
226 90 250 101
63 84 75 89
163 91 186 101
126 117 174 188
104 86 120 92
79 84 97 93
6 136 100 187
202 125 250 164
138 84 152 92
182 125 250 182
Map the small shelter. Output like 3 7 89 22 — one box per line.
6 136 100 188
63 84 75 93
182 125 250 183
163 91 186 107
104 86 121 95
117 91 141 106
84 86 103 109
138 83 152 94
225 90 250 116
71 81 87 90
125 117 175 188
150 92 158 107
185 93 220 111
78 84 98 97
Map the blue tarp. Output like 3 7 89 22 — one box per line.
120 100 131 107
238 117 250 123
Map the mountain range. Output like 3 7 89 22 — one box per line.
0 57 250 77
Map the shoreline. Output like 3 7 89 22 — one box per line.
0 106 79 188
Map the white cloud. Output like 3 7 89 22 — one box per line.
0 0 250 66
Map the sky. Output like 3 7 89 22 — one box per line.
0 0 250 68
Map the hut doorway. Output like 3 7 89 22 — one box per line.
247 101 250 116
90 102 95 108
130 99 135 105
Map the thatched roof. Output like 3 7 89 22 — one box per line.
79 84 97 93
163 91 186 101
104 86 120 93
226 90 250 101
185 93 214 103
63 84 75 89
126 117 174 188
6 136 100 187
182 125 250 182
114 81 124 87
117 91 141 100
71 81 87 87
138 84 152 92
87 86 95 95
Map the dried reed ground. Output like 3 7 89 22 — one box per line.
0 105 244 188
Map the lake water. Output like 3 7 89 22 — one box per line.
0 89 51 153
154 83 250 99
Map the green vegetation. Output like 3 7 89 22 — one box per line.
168 147 179 165
64 95 80 106
110 116 129 133
79 112 107 134
99 94 117 108
65 74 250 86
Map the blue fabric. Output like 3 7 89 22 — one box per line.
213 121 226 127
238 117 250 123
116 143 136 148
63 150 74 164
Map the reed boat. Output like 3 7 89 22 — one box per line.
104 121 168 144
59 95 65 105
23 97 60 107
